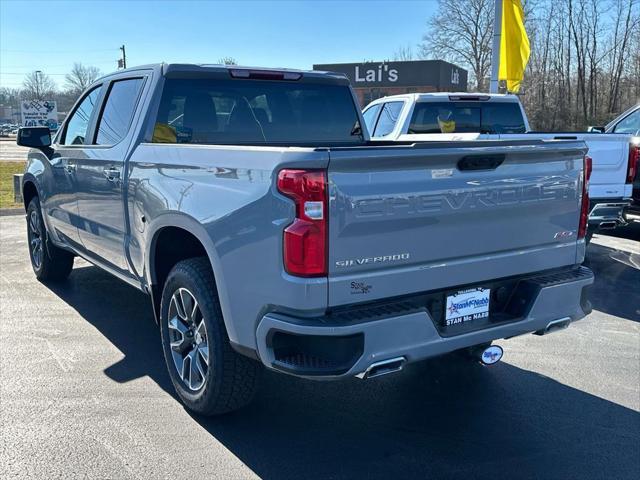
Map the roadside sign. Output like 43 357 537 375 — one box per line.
20 100 58 130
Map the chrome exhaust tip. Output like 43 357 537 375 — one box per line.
355 356 406 379
534 317 571 336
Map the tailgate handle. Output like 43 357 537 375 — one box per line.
458 154 504 171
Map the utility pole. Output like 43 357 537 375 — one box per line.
35 70 43 100
489 0 502 93
119 45 127 69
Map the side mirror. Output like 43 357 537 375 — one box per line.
587 126 605 133
17 126 52 149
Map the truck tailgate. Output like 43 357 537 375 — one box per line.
327 140 587 307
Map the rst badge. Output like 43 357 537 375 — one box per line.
554 230 575 240
445 288 490 326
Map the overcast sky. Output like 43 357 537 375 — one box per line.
0 0 437 89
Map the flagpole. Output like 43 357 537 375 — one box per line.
489 0 502 93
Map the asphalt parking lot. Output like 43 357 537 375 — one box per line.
0 138 28 162
0 214 638 480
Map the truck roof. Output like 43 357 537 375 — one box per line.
367 92 522 105
95 63 351 85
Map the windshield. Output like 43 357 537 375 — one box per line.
153 77 363 146
408 101 527 134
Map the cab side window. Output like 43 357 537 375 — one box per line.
362 104 382 136
373 101 403 137
62 86 101 145
95 78 145 145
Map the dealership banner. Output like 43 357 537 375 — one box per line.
20 100 58 129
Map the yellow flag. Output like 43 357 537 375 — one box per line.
499 0 530 93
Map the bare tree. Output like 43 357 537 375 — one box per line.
420 0 493 91
605 0 639 114
22 71 56 100
218 57 238 65
0 87 21 105
0 87 22 115
392 44 415 61
65 63 102 95
423 0 639 129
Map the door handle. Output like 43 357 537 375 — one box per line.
64 164 76 174
103 167 121 183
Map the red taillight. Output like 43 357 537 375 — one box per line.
578 155 592 239
627 144 639 184
277 169 327 277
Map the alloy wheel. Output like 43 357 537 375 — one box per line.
28 210 43 269
167 287 209 391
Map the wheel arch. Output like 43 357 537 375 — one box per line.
145 214 232 336
21 152 51 210
22 175 40 211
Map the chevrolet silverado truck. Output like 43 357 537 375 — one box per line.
363 93 639 237
19 64 593 415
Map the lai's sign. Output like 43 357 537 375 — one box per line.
20 100 58 130
313 60 468 91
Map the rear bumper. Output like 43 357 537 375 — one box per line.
588 199 630 229
255 267 594 379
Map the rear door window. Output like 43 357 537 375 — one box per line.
372 101 403 137
153 78 362 145
408 101 526 134
95 78 145 145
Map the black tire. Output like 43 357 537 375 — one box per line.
585 229 594 245
26 197 74 282
159 257 262 415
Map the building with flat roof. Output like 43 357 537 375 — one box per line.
313 60 468 107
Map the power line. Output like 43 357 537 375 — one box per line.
0 48 119 54
0 60 118 69
1 73 70 76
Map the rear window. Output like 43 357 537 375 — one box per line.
152 78 362 145
408 101 526 134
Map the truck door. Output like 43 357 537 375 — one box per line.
74 76 146 274
45 85 103 249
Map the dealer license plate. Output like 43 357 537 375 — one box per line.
444 288 491 326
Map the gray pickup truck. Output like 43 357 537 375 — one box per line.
18 64 594 415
